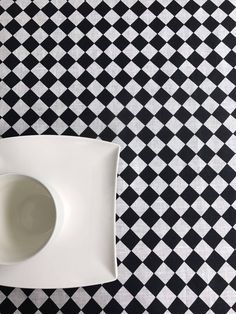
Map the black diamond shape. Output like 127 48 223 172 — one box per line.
206 51 222 67
186 251 204 271
78 2 93 17
60 19 76 34
96 18 111 33
209 274 228 295
198 145 215 163
126 299 145 314
196 125 212 143
115 71 131 87
182 208 200 227
169 298 188 314
23 37 39 52
157 127 173 144
158 146 175 164
42 3 57 17
170 52 185 67
3 110 20 126
4 72 20 88
78 19 93 34
124 252 142 272
160 167 177 185
122 187 139 206
156 107 172 124
59 37 75 51
181 186 199 205
121 208 139 228
190 298 208 314
218 145 234 162
114 35 129 50
148 299 165 314
188 274 207 294
95 2 110 16
97 71 113 87
140 166 157 184
207 251 225 271
213 106 229 123
146 275 164 295
120 167 137 185
168 17 183 32
80 108 96 125
41 20 57 35
224 33 236 49
222 16 235 31
78 71 94 87
24 19 39 35
118 108 133 124
144 252 162 273
41 90 57 106
99 127 116 141
187 34 202 49
104 300 123 314
5 37 21 51
177 126 193 144
163 229 181 249
116 89 132 105
61 109 77 124
22 72 38 88
183 229 201 249
134 70 150 86
78 89 95 105
41 37 57 52
22 54 38 70
161 187 179 205
22 90 38 106
192 88 208 105
132 19 147 33
7 3 21 17
212 298 230 314
59 54 75 69
153 71 169 87
178 146 195 163
96 36 111 51
139 146 155 164
119 127 135 144
138 127 155 144
22 109 39 125
60 2 74 17
133 53 149 68
113 2 129 15
115 52 130 68
61 299 81 314
201 186 219 205
41 72 57 88
189 69 206 85
121 146 136 164
132 35 148 50
225 229 236 248
186 16 201 32
221 186 236 205
150 18 165 33
59 72 75 88
204 228 222 248
141 187 158 206
0 299 16 314
4 54 20 70
142 229 160 250
211 88 227 104
180 166 197 184
204 16 219 32
184 1 200 14
5 19 21 34
126 275 143 296
222 206 236 225
41 55 57 69
96 53 112 68
39 299 59 314
24 3 40 18
19 300 37 314
97 90 113 105
151 52 167 67
165 252 183 272
41 109 58 125
194 107 210 123
142 208 159 228
114 18 129 33
200 165 217 183
167 274 185 295
99 108 115 124
122 230 139 250
169 34 184 50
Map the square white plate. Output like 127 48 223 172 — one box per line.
0 135 119 288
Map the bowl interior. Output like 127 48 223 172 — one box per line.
0 174 56 264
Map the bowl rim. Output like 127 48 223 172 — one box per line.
0 172 58 265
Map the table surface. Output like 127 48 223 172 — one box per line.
0 1 236 313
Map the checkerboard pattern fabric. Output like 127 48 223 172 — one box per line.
1 0 236 313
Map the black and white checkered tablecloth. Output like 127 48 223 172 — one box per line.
1 1 236 313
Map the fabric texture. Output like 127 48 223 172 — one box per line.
0 0 236 313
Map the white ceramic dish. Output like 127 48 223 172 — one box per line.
0 135 120 288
